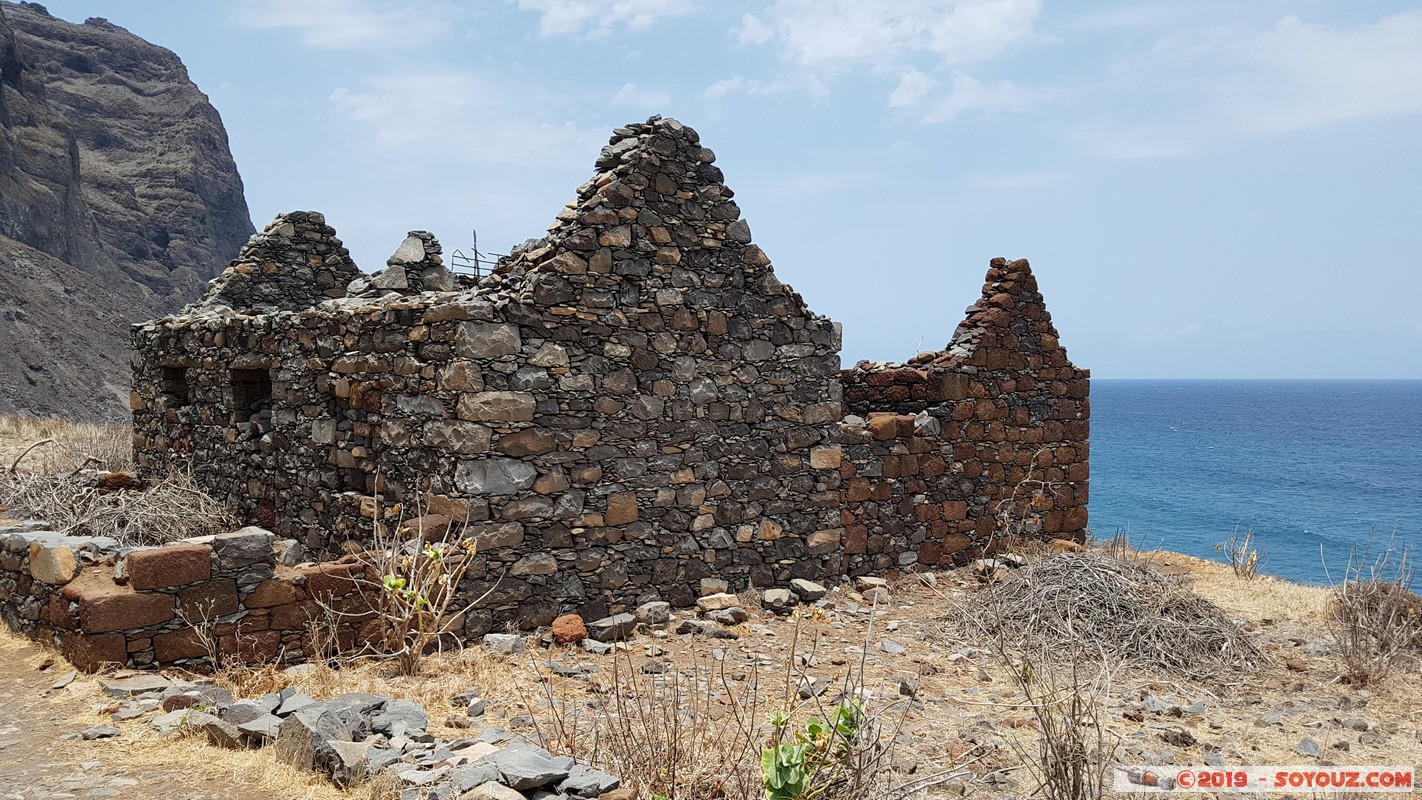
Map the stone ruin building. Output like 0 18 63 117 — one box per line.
117 116 1088 642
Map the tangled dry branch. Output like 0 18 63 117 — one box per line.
961 552 1263 678
0 470 237 546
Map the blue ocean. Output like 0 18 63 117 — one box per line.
1089 380 1422 587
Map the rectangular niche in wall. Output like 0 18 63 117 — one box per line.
160 366 189 406
230 368 272 423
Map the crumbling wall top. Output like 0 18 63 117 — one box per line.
194 211 360 314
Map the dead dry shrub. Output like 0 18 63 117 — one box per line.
0 468 237 546
995 641 1112 800
961 552 1262 678
316 505 497 677
1327 542 1422 685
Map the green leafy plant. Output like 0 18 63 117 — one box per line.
762 701 866 800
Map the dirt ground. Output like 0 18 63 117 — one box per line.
3 548 1419 800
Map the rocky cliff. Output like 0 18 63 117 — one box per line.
0 1 253 420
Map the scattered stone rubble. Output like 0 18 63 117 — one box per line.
85 670 623 800
126 116 1089 642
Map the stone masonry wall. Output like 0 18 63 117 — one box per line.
0 522 377 671
132 117 848 634
838 258 1089 569
124 117 1088 642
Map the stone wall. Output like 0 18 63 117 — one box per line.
126 117 1088 638
132 117 848 633
838 258 1090 570
0 520 377 671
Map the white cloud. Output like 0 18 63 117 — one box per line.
611 82 672 109
329 70 599 166
703 76 745 98
888 69 935 108
737 0 1041 71
921 72 1024 121
517 0 694 39
233 0 451 50
1234 13 1422 134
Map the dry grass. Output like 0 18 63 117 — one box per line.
0 412 131 474
961 551 1263 678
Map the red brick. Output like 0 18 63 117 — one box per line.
178 578 239 621
244 578 304 609
60 632 128 672
125 545 211 590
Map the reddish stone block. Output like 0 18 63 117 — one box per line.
870 483 893 502
179 578 240 621
65 576 175 634
915 503 940 522
943 533 973 553
41 594 75 629
845 478 872 503
843 526 868 555
125 545 212 590
220 630 282 663
60 632 128 672
605 491 639 525
921 455 946 478
551 613 587 644
154 629 209 663
917 542 944 565
269 601 320 630
244 578 304 609
1061 507 1088 531
301 562 369 599
943 501 968 521
866 414 899 441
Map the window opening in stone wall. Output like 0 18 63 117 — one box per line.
230 369 272 423
160 366 189 406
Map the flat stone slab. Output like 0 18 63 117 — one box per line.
100 675 171 697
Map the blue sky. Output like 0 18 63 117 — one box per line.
34 0 1422 377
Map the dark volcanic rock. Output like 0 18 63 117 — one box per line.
0 1 253 420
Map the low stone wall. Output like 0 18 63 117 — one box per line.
0 521 376 671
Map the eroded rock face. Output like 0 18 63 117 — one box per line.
0 1 253 420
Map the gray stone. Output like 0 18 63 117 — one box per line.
455 458 538 496
455 322 521 357
81 726 121 740
699 578 728 596
236 712 283 742
100 675 171 697
451 762 505 792
325 740 372 787
705 607 748 625
879 640 905 655
462 782 525 800
275 692 316 716
559 763 622 797
484 743 573 791
212 527 275 568
483 633 527 654
511 552 558 576
372 699 429 737
1295 737 1321 757
588 613 637 642
634 601 671 625
187 711 242 749
149 709 190 735
789 579 827 601
762 588 794 612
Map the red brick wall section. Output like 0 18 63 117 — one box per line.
838 258 1089 570
0 528 379 672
